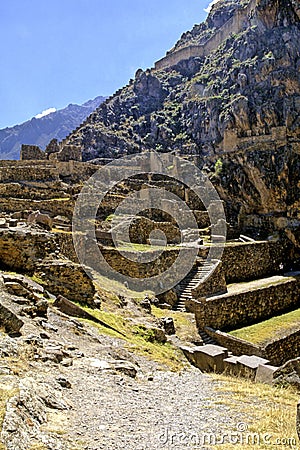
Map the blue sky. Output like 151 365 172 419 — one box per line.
0 0 211 129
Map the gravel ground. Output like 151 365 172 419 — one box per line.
1 308 247 450
63 360 245 450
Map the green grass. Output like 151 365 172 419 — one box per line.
152 306 201 343
108 242 180 252
77 305 186 371
229 308 300 345
92 273 155 300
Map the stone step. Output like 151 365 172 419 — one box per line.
199 330 218 345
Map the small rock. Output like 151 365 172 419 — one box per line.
112 360 138 378
56 377 72 389
90 359 111 370
35 299 48 317
41 321 58 332
140 298 151 312
0 218 8 228
161 317 176 335
61 358 73 367
150 297 160 306
40 333 50 340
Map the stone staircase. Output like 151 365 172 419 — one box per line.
173 261 214 312
198 329 218 345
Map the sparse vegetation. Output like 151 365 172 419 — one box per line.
77 304 186 371
0 385 18 436
212 373 299 449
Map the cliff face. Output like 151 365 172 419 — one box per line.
65 0 300 243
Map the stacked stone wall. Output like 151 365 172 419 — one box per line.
221 241 288 284
155 0 256 70
195 276 300 331
205 327 300 366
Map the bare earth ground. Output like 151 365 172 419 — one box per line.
14 308 246 450
1 306 298 450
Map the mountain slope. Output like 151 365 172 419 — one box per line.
64 0 300 242
0 96 106 159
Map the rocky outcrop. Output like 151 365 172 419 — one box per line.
297 401 300 440
61 0 300 242
0 227 58 273
34 260 96 306
273 357 300 389
0 300 24 335
1 377 70 450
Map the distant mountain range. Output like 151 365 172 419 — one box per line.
0 96 106 160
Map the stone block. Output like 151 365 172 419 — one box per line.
193 344 228 373
255 364 279 385
236 355 270 380
223 356 240 376
161 317 175 335
0 298 24 335
180 345 196 365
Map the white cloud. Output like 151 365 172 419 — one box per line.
204 0 220 13
35 107 56 119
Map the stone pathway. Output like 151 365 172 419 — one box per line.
63 364 245 450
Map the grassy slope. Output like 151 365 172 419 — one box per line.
229 309 300 345
78 304 187 371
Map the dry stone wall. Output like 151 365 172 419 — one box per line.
155 0 256 70
195 275 300 331
205 327 300 366
220 240 288 284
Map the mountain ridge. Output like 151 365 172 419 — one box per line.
62 0 300 241
0 96 106 160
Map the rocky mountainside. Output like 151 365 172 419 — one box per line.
65 0 300 242
0 96 106 160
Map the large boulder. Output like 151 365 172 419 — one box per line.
273 357 300 389
0 299 24 335
27 210 53 230
34 260 96 306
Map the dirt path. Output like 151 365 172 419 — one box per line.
1 308 247 450
38 311 246 450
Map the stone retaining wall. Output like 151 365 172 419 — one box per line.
155 0 256 70
264 329 300 366
205 327 300 366
0 198 75 219
0 160 97 183
221 240 288 284
54 232 79 263
205 327 264 358
0 228 58 273
195 275 300 330
20 145 47 160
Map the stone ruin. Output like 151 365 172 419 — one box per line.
20 138 82 162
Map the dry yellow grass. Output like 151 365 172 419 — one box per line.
211 373 299 449
0 385 19 450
